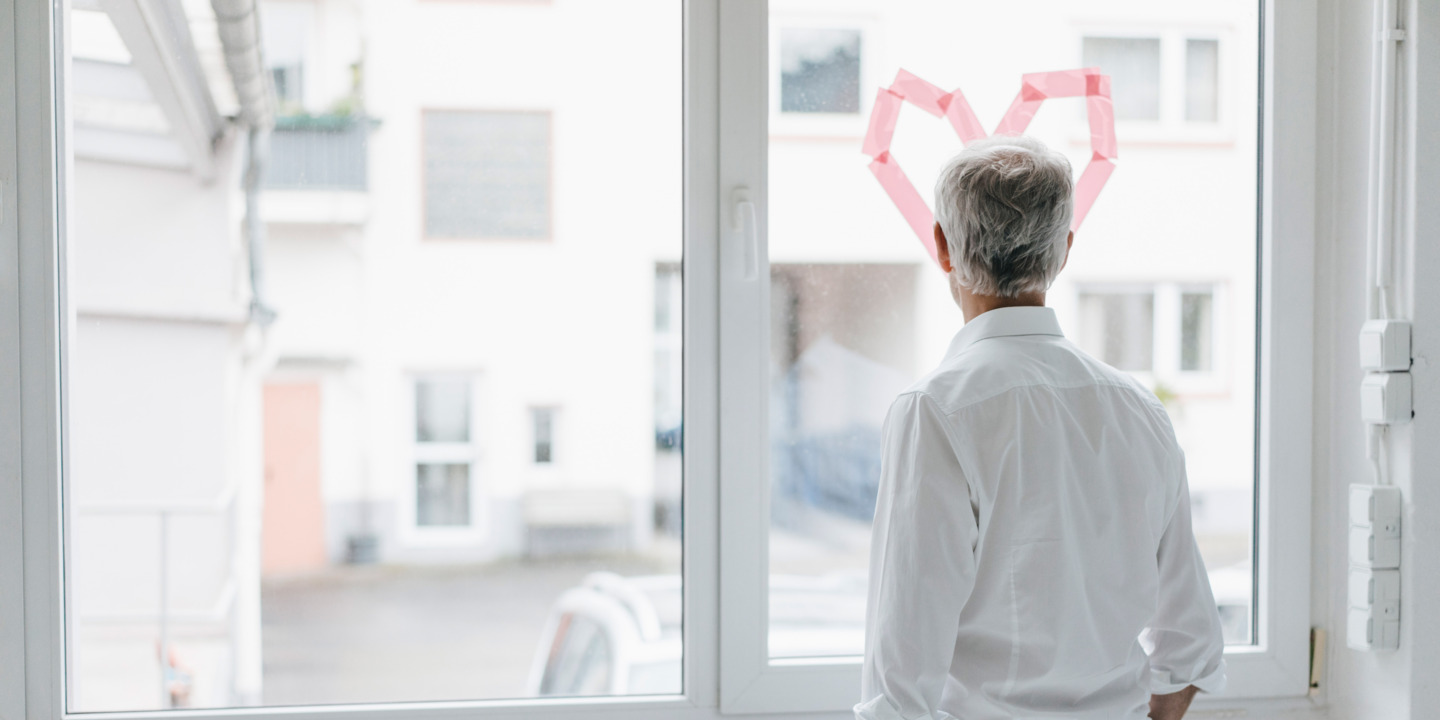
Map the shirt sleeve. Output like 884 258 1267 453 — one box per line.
855 392 976 720
1143 449 1228 696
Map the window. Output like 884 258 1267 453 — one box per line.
423 110 552 239
778 27 861 114
1081 32 1227 130
1182 289 1216 371
1078 289 1157 372
44 0 681 712
1187 39 1221 122
260 0 313 113
532 407 555 464
4 0 1319 717
1075 284 1222 380
411 378 479 531
1082 37 1162 121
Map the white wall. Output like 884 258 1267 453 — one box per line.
1315 0 1440 717
67 144 263 710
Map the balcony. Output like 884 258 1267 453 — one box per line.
264 114 372 191
263 115 374 226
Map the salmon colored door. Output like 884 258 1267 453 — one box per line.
262 382 328 575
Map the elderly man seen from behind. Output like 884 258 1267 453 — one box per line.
855 135 1225 720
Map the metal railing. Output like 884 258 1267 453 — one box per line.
75 484 240 708
263 115 371 191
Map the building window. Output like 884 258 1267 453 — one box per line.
1077 284 1220 378
532 407 555 464
1082 34 1224 127
1181 289 1216 372
1078 290 1156 372
416 463 471 527
1186 39 1220 122
778 27 862 114
1082 37 1162 121
423 110 551 239
414 378 475 527
270 65 304 108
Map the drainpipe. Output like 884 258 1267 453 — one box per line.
211 0 276 324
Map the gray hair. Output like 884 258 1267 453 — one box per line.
933 135 1074 298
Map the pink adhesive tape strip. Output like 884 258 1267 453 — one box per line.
1020 67 1101 99
891 69 951 117
861 67 1119 267
1087 94 1118 160
869 154 939 264
862 87 903 159
945 91 988 144
1072 156 1116 230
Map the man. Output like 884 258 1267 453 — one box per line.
855 135 1225 720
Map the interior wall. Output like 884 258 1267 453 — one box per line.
1314 0 1439 717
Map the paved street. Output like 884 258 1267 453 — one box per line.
261 551 679 705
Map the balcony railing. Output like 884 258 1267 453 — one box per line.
264 114 372 191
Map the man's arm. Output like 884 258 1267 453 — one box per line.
1149 685 1199 720
855 392 978 720
1144 449 1227 706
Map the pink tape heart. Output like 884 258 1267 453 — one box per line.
861 67 1118 266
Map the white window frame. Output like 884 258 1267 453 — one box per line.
0 0 1315 718
401 374 486 547
717 0 1314 713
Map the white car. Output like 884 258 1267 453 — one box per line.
528 572 867 697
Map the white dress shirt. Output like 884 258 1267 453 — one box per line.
856 306 1226 720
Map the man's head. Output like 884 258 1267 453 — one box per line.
933 135 1074 300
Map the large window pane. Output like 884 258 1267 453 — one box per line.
65 0 681 711
767 0 1258 658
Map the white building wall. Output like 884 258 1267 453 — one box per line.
67 143 263 710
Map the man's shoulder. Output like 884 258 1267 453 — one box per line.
909 336 1166 418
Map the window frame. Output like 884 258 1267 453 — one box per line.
717 0 1315 712
0 0 1316 718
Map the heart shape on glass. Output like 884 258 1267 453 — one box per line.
861 67 1118 265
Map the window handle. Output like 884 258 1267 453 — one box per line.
732 187 758 281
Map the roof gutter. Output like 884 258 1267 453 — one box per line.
211 0 276 324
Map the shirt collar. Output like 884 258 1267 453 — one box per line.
945 306 1065 359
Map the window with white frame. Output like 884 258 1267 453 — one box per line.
414 377 477 527
1076 283 1221 378
778 27 861 114
5 1 1320 718
1082 31 1227 130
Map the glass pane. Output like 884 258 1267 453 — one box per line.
779 28 863 113
1082 37 1162 121
64 0 682 711
1182 290 1216 371
416 463 471 527
416 378 470 443
533 408 554 464
1187 39 1221 122
1077 290 1156 372
767 0 1259 658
